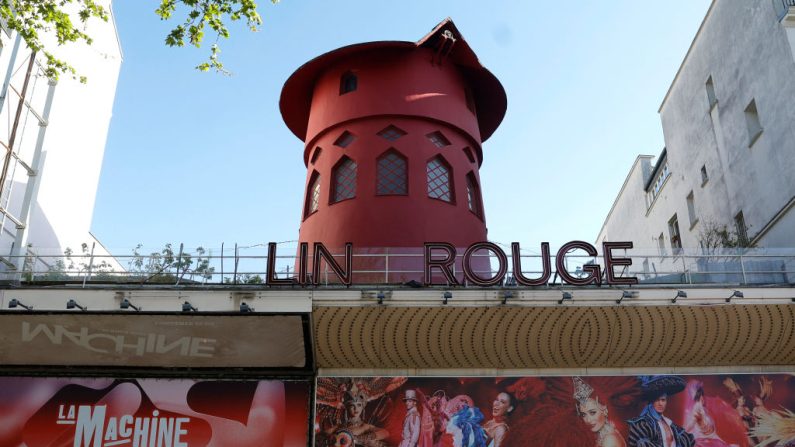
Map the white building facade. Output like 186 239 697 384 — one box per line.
0 1 122 275
597 0 795 282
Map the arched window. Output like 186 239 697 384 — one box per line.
340 71 357 95
377 149 407 195
466 172 482 218
304 171 321 219
332 157 357 202
427 156 453 203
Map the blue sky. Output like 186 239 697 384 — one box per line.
91 0 712 255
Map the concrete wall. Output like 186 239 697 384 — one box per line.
598 0 795 260
0 0 121 268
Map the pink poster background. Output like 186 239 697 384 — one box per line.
0 377 310 447
315 374 795 447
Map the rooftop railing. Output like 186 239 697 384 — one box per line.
1 244 793 288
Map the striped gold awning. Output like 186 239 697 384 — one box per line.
313 305 795 369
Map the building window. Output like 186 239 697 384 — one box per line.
332 157 357 203
463 146 476 164
376 150 407 195
686 191 697 228
427 156 453 203
340 71 357 95
647 161 670 205
426 131 451 148
744 99 763 147
310 147 322 164
706 76 718 109
668 214 682 255
735 211 749 245
657 233 666 257
700 165 708 185
466 172 482 218
334 130 356 148
377 125 407 141
305 172 321 218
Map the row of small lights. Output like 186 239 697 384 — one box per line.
8 290 791 311
7 298 255 313
376 289 770 305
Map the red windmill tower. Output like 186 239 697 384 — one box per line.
280 19 506 284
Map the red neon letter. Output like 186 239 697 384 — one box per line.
463 242 507 287
424 243 460 286
556 241 602 286
312 243 353 286
603 242 638 285
267 242 295 285
511 242 551 286
297 242 309 285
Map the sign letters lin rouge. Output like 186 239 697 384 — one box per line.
265 241 638 287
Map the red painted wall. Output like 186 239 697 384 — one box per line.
281 30 505 282
295 47 491 251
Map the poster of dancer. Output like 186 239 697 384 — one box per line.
315 374 795 447
0 377 311 447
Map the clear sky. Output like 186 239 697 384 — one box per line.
90 0 713 256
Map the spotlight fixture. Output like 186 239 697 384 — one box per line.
120 298 141 311
182 301 198 312
8 298 32 310
672 290 687 304
501 290 513 305
66 299 86 311
616 290 635 305
377 292 385 305
239 302 254 313
726 290 743 303
558 291 572 305
442 291 452 305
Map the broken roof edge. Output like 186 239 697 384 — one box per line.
279 18 506 143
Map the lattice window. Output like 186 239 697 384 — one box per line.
332 157 357 202
427 157 452 202
426 131 451 148
377 150 407 195
340 71 357 95
377 125 407 141
466 172 481 217
305 172 321 218
334 131 356 148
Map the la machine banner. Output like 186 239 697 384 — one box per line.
0 377 311 447
0 313 308 369
315 374 795 447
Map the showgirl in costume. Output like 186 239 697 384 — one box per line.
750 407 795 447
446 405 488 447
723 377 774 446
627 375 696 447
683 380 743 447
573 376 627 447
316 378 407 447
482 392 514 447
501 376 639 447
417 390 457 447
